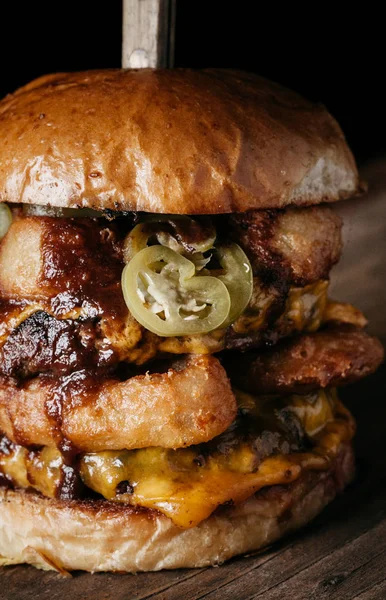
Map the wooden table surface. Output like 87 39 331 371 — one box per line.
1 162 386 599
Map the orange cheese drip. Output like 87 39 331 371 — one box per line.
80 391 355 528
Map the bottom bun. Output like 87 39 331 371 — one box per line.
0 444 354 573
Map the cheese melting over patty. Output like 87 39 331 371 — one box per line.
0 388 355 528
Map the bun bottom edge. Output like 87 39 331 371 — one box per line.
0 443 355 573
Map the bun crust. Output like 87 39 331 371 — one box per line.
0 69 358 213
0 444 354 573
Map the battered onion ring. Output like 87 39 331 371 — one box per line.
226 327 384 394
0 355 236 451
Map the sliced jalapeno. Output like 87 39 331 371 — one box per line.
123 223 151 261
216 244 253 325
122 246 231 336
123 216 216 262
0 204 12 239
146 215 216 254
23 204 102 218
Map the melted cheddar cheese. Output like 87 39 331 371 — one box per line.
0 444 67 498
79 388 354 528
0 388 355 527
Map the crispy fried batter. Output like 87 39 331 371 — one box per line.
226 327 384 394
229 205 342 286
0 218 46 298
324 300 368 328
0 216 125 314
0 356 237 451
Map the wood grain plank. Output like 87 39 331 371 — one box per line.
322 548 386 600
140 544 293 600
251 521 386 599
352 577 386 600
0 565 204 600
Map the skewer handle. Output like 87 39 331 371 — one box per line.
122 0 176 68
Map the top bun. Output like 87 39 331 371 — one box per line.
0 69 359 214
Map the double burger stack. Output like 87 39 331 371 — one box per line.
0 70 382 572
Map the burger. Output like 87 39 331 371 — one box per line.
0 69 383 573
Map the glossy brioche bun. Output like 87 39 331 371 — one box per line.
0 444 354 573
0 69 359 214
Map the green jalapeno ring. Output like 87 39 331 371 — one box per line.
122 245 231 337
123 223 150 261
123 216 216 263
0 203 12 239
216 244 253 326
22 205 103 218
144 215 216 254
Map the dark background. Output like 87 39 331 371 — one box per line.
0 2 383 164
